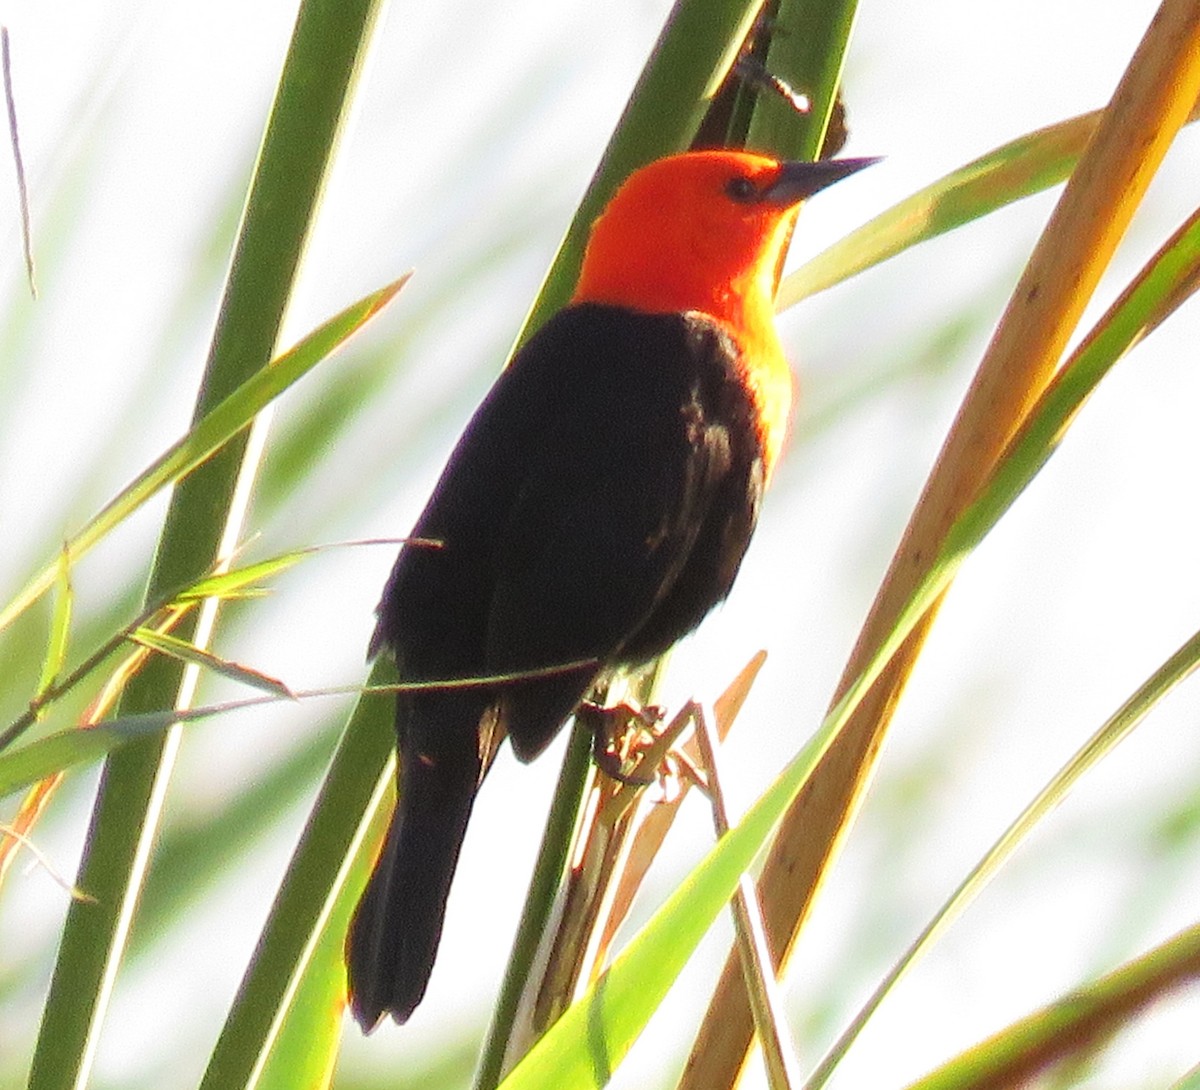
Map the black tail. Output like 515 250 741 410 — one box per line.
346 707 482 1031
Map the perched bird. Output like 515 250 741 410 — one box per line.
347 149 875 1030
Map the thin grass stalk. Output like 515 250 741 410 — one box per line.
474 725 594 1090
691 702 803 1090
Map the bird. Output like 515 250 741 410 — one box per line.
346 148 875 1031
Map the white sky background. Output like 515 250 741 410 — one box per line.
1 1 1199 1088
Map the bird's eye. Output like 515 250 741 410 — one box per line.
725 175 758 203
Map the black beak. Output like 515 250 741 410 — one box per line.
762 156 881 206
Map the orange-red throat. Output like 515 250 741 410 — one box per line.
572 150 875 477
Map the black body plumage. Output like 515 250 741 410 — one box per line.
347 302 767 1029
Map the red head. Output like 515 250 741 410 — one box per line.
573 150 874 474
574 150 873 323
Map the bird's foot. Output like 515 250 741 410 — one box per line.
580 700 702 804
579 700 668 786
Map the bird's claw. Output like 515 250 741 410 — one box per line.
579 700 669 786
